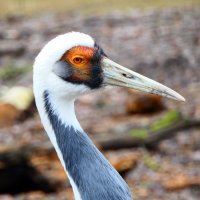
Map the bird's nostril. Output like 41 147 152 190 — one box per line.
122 73 133 78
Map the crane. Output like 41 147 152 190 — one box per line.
33 32 185 200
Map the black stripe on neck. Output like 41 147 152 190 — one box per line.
43 90 132 200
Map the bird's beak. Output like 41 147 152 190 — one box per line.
102 57 185 101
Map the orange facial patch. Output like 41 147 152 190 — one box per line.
61 46 95 81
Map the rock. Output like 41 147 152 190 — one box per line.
0 86 34 127
106 150 140 173
0 86 33 111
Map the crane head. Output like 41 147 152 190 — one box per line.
34 32 185 101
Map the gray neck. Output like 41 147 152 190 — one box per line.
43 91 132 200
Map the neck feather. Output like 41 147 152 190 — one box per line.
38 90 132 200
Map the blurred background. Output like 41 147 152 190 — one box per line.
0 0 200 199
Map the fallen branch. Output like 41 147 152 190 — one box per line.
96 111 200 150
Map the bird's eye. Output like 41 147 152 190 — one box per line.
72 56 84 64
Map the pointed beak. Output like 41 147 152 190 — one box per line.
102 57 185 102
